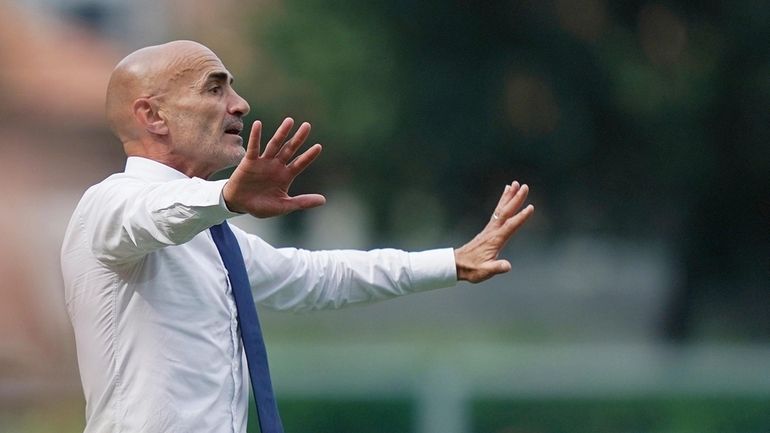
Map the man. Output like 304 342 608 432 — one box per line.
61 40 534 433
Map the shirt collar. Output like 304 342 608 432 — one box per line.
124 156 190 182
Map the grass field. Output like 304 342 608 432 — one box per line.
4 395 770 433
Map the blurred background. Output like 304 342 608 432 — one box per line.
1 0 768 432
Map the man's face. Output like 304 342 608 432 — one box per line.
158 47 250 176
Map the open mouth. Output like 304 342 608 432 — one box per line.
224 123 243 135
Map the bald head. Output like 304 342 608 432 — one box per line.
105 40 222 143
104 40 250 178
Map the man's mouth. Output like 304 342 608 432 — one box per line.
224 123 243 135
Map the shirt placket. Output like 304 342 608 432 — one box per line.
224 268 243 433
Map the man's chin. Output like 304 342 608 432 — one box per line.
206 147 245 178
223 146 247 167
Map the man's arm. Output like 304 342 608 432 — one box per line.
222 118 533 286
83 177 238 265
232 225 457 312
231 182 532 312
83 120 317 265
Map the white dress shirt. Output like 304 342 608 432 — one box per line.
61 156 457 433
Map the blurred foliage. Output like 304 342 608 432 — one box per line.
239 0 769 341
474 396 770 433
249 398 413 433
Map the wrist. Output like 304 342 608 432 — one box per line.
221 181 245 214
453 248 471 282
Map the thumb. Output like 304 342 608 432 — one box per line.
467 259 512 283
484 259 511 275
288 194 327 211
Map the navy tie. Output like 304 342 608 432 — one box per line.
210 222 283 433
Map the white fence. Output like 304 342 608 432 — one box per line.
269 342 770 433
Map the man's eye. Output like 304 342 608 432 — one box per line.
209 86 222 94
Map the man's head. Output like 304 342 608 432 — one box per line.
105 40 250 178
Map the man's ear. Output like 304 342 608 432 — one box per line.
133 98 169 136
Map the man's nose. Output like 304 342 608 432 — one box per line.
229 91 250 117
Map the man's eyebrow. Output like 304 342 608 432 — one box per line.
204 71 234 85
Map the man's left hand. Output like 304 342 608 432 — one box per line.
454 181 534 283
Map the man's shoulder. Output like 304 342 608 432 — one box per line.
87 170 148 192
75 171 149 210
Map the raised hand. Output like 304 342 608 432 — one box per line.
454 181 534 283
223 118 326 218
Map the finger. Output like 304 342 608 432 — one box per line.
487 259 512 275
493 182 515 211
262 117 294 159
499 204 535 239
277 122 311 164
505 180 521 203
288 143 322 175
471 259 512 283
492 181 520 223
287 193 326 211
244 121 262 160
498 183 530 219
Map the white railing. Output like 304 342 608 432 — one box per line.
269 342 770 433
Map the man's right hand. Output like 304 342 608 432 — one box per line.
223 118 326 218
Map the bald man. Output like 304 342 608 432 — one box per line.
61 41 534 433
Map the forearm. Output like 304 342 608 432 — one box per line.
236 231 457 311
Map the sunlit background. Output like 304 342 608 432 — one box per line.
1 0 769 432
